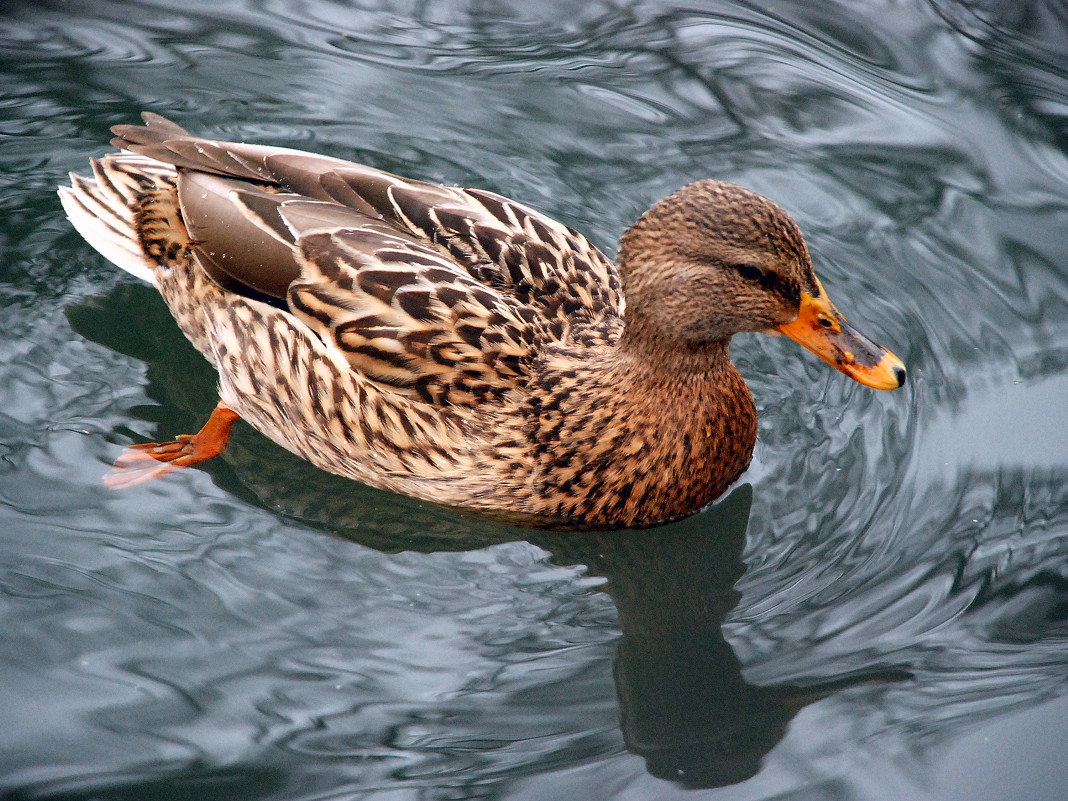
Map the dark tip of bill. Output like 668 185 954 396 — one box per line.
894 365 907 387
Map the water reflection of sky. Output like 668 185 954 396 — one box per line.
1 1 1066 799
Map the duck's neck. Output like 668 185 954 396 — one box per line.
615 315 734 377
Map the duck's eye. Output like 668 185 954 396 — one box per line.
736 263 764 282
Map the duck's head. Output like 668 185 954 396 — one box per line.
618 180 905 390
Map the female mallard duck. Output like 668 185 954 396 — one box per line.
60 113 904 529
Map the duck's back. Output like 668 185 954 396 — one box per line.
108 114 624 408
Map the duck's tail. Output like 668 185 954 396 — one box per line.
58 153 182 285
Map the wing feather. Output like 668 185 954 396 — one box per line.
111 114 624 405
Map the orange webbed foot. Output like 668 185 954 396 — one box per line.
106 402 241 489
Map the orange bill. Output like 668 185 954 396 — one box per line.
776 276 906 390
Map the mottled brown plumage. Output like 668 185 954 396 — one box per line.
60 113 904 529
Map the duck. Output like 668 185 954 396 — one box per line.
59 113 905 530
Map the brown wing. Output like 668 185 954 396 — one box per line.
112 113 624 334
111 115 626 406
163 170 536 406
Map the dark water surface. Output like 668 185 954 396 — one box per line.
2 1 1067 799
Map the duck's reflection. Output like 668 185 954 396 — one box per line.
238 471 902 788
69 283 904 789
531 491 908 788
535 488 787 787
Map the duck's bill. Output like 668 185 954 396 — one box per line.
776 277 906 390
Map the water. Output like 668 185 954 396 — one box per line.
2 0 1067 798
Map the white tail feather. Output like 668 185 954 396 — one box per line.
58 155 172 284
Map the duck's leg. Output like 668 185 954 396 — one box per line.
106 401 241 489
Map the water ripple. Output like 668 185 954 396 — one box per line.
2 0 1068 798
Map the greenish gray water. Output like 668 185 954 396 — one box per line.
1 1 1067 799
